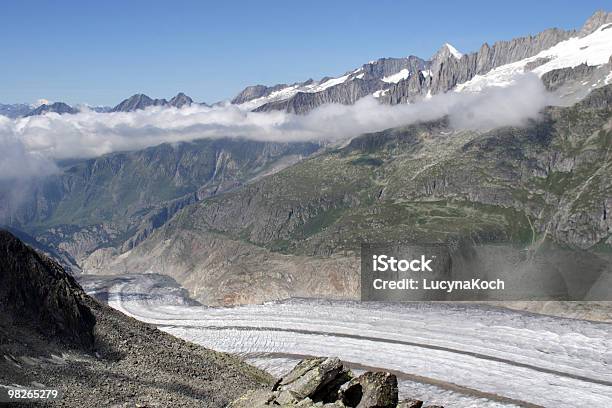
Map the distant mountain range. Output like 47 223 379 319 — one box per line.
25 101 78 116
0 92 202 117
111 92 200 112
4 11 611 119
234 10 612 113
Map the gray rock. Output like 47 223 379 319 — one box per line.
277 390 303 405
254 78 385 114
228 389 277 408
229 358 423 408
342 372 398 408
541 63 598 91
579 10 612 36
397 399 423 408
276 357 351 401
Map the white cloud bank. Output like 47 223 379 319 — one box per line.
0 74 555 180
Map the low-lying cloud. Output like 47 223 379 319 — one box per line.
1 74 554 180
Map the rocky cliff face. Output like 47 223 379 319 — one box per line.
239 57 427 113
0 229 95 348
383 27 575 104
580 9 612 35
541 56 612 104
254 78 385 114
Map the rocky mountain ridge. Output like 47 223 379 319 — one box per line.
112 91 200 112
24 101 78 116
0 92 200 117
235 11 612 113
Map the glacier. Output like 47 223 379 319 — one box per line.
82 274 612 408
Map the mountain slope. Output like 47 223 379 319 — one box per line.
1 138 320 265
0 230 272 406
95 85 612 305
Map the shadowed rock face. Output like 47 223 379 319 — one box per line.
0 229 95 348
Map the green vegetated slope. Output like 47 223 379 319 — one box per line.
26 139 319 229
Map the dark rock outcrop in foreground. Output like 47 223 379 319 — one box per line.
0 230 272 407
230 357 444 408
0 230 95 348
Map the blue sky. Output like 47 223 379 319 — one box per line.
0 0 609 106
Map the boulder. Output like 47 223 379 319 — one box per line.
342 372 398 408
228 389 277 408
275 357 352 401
230 357 442 408
397 399 423 408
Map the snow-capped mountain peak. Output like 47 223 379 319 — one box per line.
443 43 463 59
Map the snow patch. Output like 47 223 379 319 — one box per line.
372 89 389 98
238 73 352 110
382 68 410 83
456 23 612 92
